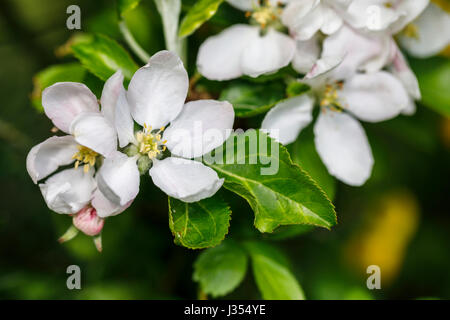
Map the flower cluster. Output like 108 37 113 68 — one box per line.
27 51 234 247
197 0 450 186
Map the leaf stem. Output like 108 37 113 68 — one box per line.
119 20 150 64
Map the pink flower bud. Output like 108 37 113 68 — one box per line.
73 206 104 236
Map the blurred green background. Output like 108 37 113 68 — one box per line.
1 0 450 299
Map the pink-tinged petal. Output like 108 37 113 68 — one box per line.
42 82 99 133
39 168 96 214
197 25 259 81
70 112 117 157
164 100 234 159
149 157 223 203
96 152 140 206
340 71 410 122
127 51 189 128
390 46 421 100
26 135 78 184
73 206 104 236
314 111 374 186
241 29 296 78
261 94 314 145
101 70 124 125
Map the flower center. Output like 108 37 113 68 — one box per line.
136 124 167 160
73 145 98 173
402 23 419 39
247 0 282 29
320 82 345 112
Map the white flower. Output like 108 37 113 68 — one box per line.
26 71 131 217
282 0 353 41
197 1 295 80
313 24 420 114
262 57 410 186
97 51 235 204
345 0 429 33
397 2 450 58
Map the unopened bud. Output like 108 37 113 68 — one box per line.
73 206 104 236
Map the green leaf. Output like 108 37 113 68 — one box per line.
168 195 231 249
269 225 314 241
207 130 336 233
245 242 305 300
31 63 87 112
178 0 225 38
290 127 336 200
118 0 142 16
219 82 285 118
72 34 139 81
412 57 450 116
193 241 247 297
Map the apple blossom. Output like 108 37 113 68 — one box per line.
97 50 235 205
282 0 353 41
197 0 295 80
262 57 410 186
397 2 450 58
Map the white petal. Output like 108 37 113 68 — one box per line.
345 0 400 31
197 25 259 81
26 135 78 184
398 3 450 58
116 90 137 148
70 112 118 157
390 0 429 34
320 4 343 35
282 0 323 41
42 82 99 133
314 111 373 186
127 50 189 128
261 94 314 145
226 0 254 11
96 152 140 206
292 36 321 74
100 70 124 125
39 168 96 214
164 100 234 158
305 54 344 80
241 29 296 78
321 25 386 79
149 157 223 203
340 71 410 122
91 189 132 218
390 47 421 100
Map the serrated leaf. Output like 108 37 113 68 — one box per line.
193 241 247 297
178 0 225 38
72 34 139 81
219 82 285 118
207 130 336 232
412 56 450 116
168 195 231 249
118 0 142 16
31 63 87 112
245 242 305 300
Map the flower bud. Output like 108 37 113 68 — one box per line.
73 206 104 236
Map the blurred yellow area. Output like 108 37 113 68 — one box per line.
345 191 420 286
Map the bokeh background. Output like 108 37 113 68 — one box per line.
1 0 449 299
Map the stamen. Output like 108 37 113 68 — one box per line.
248 0 282 29
135 124 168 160
320 82 345 112
72 145 98 172
402 23 419 39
